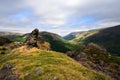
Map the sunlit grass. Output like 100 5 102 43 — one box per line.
0 46 111 80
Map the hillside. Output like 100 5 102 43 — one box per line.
70 25 120 56
0 32 23 36
84 25 120 56
0 37 11 46
63 31 84 40
67 43 120 80
0 46 111 80
0 32 25 42
24 29 82 53
39 31 71 52
39 31 83 52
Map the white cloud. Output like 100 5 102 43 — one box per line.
24 0 120 28
25 0 80 27
0 25 35 33
0 0 120 35
46 28 86 36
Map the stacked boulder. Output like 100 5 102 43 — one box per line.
25 29 50 50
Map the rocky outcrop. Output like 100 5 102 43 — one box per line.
25 29 42 47
25 29 50 50
67 43 120 80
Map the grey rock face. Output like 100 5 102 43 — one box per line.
25 29 51 50
0 63 19 80
25 28 43 47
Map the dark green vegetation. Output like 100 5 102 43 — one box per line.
0 46 111 80
40 32 70 53
0 37 11 46
84 25 120 56
70 25 120 56
36 31 82 53
6 35 26 42
0 32 25 42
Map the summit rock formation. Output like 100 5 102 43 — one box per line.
25 29 50 50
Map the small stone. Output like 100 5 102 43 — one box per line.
93 54 97 57
3 63 13 70
53 76 58 80
36 63 42 66
99 60 104 66
25 73 32 78
5 74 19 80
34 69 41 75
11 67 17 71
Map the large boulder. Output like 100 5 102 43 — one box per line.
0 63 19 80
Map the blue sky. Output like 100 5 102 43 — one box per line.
0 0 120 36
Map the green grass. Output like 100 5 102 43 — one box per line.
7 36 26 42
40 32 82 53
0 47 111 80
11 36 26 42
110 56 120 65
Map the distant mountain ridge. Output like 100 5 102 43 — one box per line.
83 25 120 56
70 25 120 56
0 32 23 36
63 31 85 40
0 32 25 42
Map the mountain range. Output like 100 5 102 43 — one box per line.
65 25 120 56
0 25 120 80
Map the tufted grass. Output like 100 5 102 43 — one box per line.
0 46 111 80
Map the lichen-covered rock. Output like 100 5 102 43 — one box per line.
0 63 19 80
34 69 41 75
5 75 19 80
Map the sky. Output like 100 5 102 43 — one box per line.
0 0 120 36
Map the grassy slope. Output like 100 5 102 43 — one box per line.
83 26 120 56
5 36 26 42
0 37 12 45
71 26 120 56
0 46 110 80
0 32 25 42
40 32 82 53
71 30 98 44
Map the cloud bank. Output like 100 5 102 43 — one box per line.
0 0 120 35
